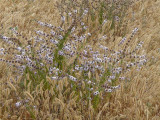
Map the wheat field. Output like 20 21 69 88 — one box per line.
0 0 160 120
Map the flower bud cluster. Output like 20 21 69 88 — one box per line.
68 75 77 82
0 35 17 47
36 20 55 29
118 37 126 46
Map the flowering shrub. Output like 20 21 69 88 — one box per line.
0 0 148 119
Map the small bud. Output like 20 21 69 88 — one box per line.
51 77 57 80
105 89 112 92
103 19 107 24
68 12 72 16
87 33 91 36
61 16 65 21
15 101 21 107
74 10 78 13
94 91 99 95
87 80 91 84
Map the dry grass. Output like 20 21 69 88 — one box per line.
0 0 160 120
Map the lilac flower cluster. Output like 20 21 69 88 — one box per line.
0 3 147 102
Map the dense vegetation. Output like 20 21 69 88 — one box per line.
0 0 160 119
